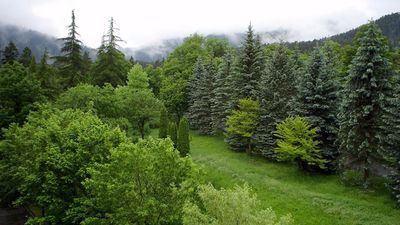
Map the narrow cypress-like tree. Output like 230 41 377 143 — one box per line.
19 47 34 67
338 22 396 187
92 18 130 87
54 10 84 88
177 116 190 156
168 122 178 147
254 45 297 158
292 45 339 171
211 51 235 134
1 41 18 64
159 106 169 138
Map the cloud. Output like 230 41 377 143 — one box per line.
0 0 398 48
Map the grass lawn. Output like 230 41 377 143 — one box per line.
186 131 400 225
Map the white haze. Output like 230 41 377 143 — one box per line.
0 0 399 48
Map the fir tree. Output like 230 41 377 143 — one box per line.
159 106 169 138
211 51 235 134
2 41 18 64
54 10 85 88
29 56 37 73
254 45 297 158
92 18 130 87
37 49 58 99
232 24 265 101
19 47 33 67
177 116 190 156
188 58 214 134
292 45 339 171
338 22 396 187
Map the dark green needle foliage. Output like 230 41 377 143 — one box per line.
338 22 397 188
159 106 169 138
1 41 19 64
177 116 190 156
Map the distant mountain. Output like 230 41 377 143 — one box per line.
287 12 400 52
0 24 96 61
1 12 399 63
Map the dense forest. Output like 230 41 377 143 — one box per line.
1 9 400 225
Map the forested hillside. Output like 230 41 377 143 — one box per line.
1 8 400 225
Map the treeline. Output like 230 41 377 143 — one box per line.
184 23 400 204
0 10 294 225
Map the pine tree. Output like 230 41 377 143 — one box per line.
92 18 130 87
37 49 58 99
211 51 235 134
29 56 37 73
159 106 169 138
292 45 339 171
54 10 84 88
232 24 265 101
254 45 297 158
2 41 18 64
19 47 33 67
168 122 178 147
177 116 190 156
338 22 396 187
188 58 214 134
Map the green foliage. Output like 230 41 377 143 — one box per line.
211 51 235 134
255 44 298 158
159 106 169 138
0 106 128 224
226 98 259 153
183 184 293 225
0 62 43 134
177 116 190 156
168 122 178 147
1 41 19 64
292 44 340 171
19 47 34 67
54 10 85 88
91 18 130 87
79 138 198 225
274 116 326 170
232 24 265 100
116 64 160 138
188 58 214 134
338 22 397 187
36 49 60 99
160 76 188 121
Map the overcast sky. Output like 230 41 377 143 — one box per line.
0 0 399 48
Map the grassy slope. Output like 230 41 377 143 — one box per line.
187 132 400 225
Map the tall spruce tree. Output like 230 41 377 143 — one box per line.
254 45 297 158
292 45 339 171
232 24 265 101
188 58 214 134
92 18 130 87
55 10 85 88
338 22 396 187
211 51 235 134
226 25 264 150
1 41 18 64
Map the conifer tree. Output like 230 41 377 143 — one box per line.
188 58 214 134
1 41 18 64
168 122 178 147
177 116 190 156
29 56 37 73
54 10 85 88
292 45 339 171
37 49 58 99
338 22 396 187
211 51 235 134
19 47 33 67
92 18 130 87
232 24 265 101
159 106 169 138
254 45 297 158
